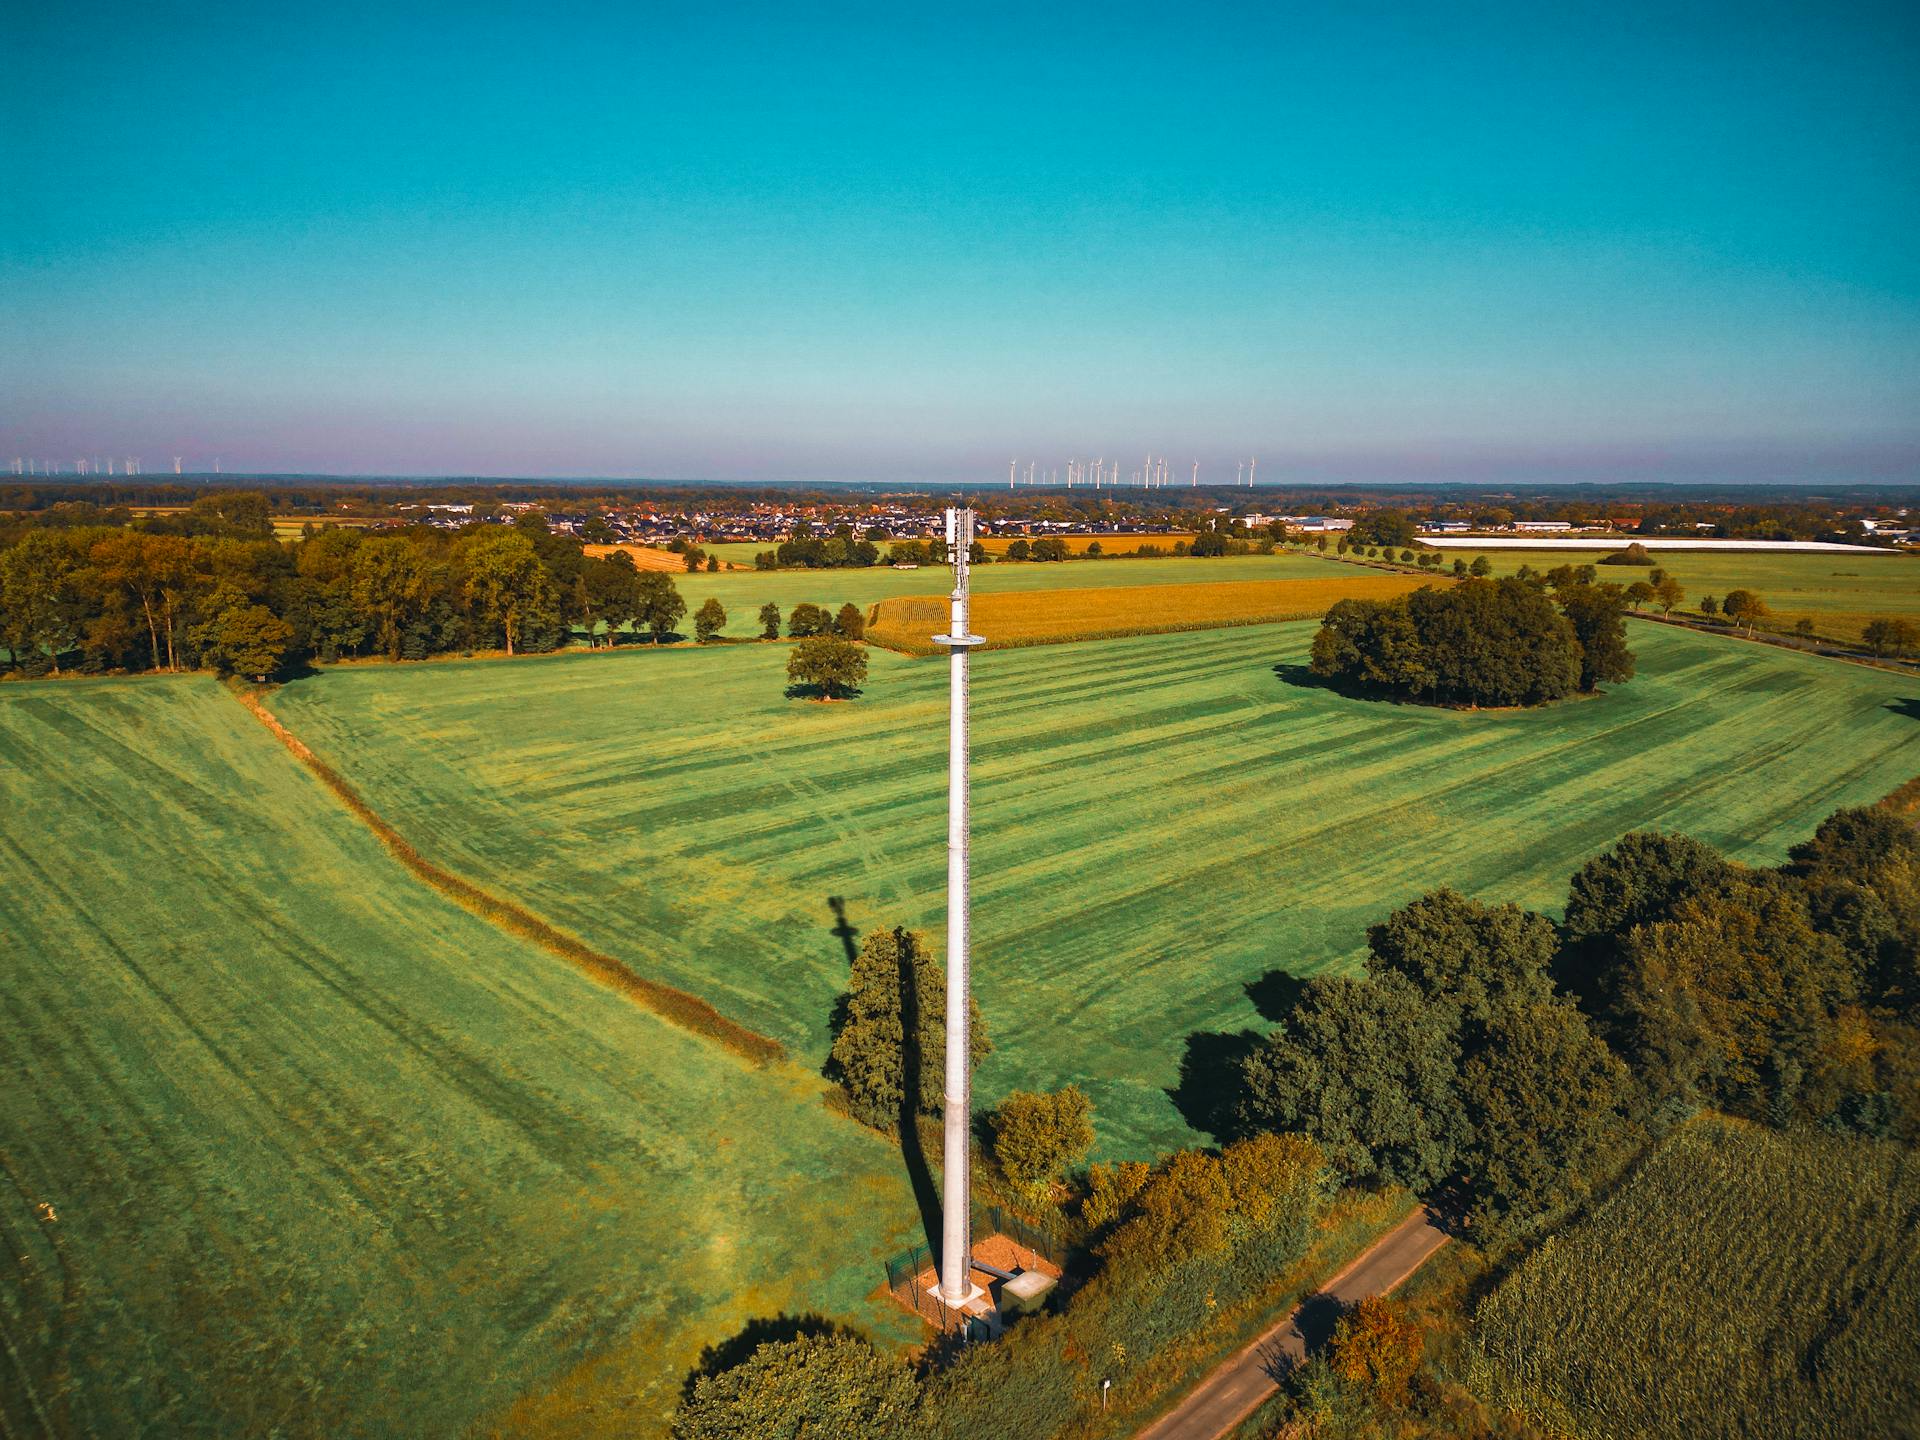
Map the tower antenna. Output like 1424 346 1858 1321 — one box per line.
931 507 986 1311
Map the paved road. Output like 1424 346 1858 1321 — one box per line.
1134 1207 1450 1440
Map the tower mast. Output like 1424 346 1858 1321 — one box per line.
932 506 985 1308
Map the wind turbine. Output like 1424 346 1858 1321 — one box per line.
1249 456 1257 487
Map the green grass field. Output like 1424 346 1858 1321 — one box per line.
0 677 923 1440
1464 546 1919 642
269 619 1920 1160
1470 1115 1920 1439
668 549 1344 638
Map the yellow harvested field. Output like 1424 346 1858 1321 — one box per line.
867 574 1441 655
271 516 383 539
976 532 1193 556
582 542 743 571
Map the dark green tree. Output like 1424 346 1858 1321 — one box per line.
1238 971 1465 1190
1564 831 1732 944
456 527 558 656
634 570 687 641
834 602 865 640
1364 888 1557 1027
786 634 867 699
758 600 782 639
694 597 727 643
826 926 988 1129
786 602 830 637
580 552 640 648
1458 1000 1630 1234
1557 583 1635 690
195 603 295 680
0 530 88 674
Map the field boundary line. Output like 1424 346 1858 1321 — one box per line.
230 685 786 1068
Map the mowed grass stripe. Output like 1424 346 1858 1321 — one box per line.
0 677 924 1440
272 623 1920 1158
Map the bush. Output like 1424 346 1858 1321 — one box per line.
991 1087 1095 1197
673 1333 919 1440
1082 1160 1150 1230
1601 541 1655 566
1327 1296 1424 1404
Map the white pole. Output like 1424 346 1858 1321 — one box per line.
934 506 983 1307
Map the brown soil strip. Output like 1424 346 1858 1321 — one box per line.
230 685 785 1068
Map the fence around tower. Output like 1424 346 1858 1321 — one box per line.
883 1204 1067 1326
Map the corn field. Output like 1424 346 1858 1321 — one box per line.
1468 1115 1920 1439
865 574 1434 655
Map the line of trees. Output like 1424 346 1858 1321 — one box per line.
0 501 688 679
1309 576 1633 706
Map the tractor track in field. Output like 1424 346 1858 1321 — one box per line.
230 685 788 1069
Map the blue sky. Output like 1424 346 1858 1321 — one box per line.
4 0 1917 483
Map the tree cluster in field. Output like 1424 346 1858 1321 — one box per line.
755 522 888 570
1864 617 1920 657
1235 802 1920 1245
999 537 1071 562
0 499 692 679
1310 575 1633 706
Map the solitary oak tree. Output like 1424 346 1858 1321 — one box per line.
786 634 866 699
